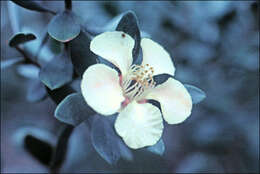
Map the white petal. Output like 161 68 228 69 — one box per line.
145 78 192 124
90 31 134 76
141 38 175 76
115 101 163 149
81 64 125 116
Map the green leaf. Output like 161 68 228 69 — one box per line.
48 11 80 42
1 57 23 69
11 0 55 14
184 84 206 104
91 115 122 165
16 64 39 79
146 139 165 156
55 93 95 126
9 33 36 47
26 81 47 102
116 11 141 63
39 50 73 90
70 31 97 76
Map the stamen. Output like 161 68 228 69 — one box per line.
122 64 156 101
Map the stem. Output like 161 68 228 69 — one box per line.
50 124 74 173
64 0 72 10
15 46 41 68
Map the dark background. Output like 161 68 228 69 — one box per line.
1 1 259 173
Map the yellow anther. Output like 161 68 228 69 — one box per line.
122 64 156 101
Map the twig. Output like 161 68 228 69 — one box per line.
15 46 41 68
50 124 74 173
64 0 72 10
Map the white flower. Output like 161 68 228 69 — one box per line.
81 31 192 149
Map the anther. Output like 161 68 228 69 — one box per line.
122 64 156 102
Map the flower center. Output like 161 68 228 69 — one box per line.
121 64 156 103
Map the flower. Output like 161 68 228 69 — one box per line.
81 31 192 149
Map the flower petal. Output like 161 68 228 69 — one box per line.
90 31 135 76
81 64 125 116
145 78 192 124
115 101 163 149
141 38 175 76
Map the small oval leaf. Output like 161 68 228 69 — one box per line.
91 115 122 165
70 31 97 76
55 93 95 126
146 139 165 156
16 64 40 79
184 84 206 104
26 80 47 102
48 11 80 42
11 0 55 14
9 33 36 47
116 11 141 63
1 57 23 69
39 50 73 90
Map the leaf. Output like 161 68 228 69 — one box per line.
91 115 132 165
1 57 23 69
39 49 73 90
70 31 97 76
55 93 95 126
26 80 47 102
34 32 50 61
16 64 40 79
11 0 55 14
146 139 165 156
9 33 36 47
116 11 141 63
48 11 80 42
184 84 206 104
91 115 120 165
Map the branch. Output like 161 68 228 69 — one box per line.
15 46 41 68
50 124 74 173
64 0 72 10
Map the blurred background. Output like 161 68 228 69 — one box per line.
1 1 259 173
